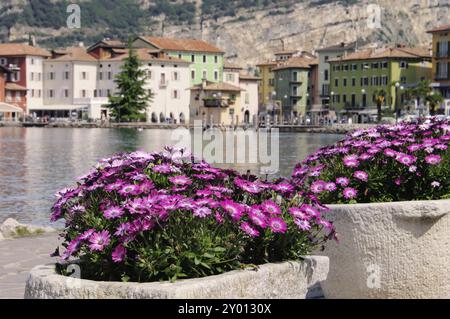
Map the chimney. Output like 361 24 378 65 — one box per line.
28 34 36 47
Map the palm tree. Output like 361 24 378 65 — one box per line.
425 91 444 116
408 80 432 115
373 89 386 122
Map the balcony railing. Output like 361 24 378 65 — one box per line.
203 98 229 108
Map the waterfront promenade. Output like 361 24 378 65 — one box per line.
0 234 59 298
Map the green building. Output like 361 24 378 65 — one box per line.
272 56 318 121
133 36 225 85
329 46 432 123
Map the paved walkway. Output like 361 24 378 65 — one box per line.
0 233 60 299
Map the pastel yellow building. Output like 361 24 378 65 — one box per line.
427 24 450 115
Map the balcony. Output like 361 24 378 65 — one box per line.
203 98 230 108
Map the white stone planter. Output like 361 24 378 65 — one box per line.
24 256 329 299
321 199 450 299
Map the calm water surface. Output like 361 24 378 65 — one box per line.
0 127 342 226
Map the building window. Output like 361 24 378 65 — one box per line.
227 73 235 82
400 61 408 69
31 58 34 65
343 78 347 87
352 64 357 71
214 55 218 63
173 71 179 81
173 90 179 99
81 90 87 98
147 70 152 79
334 78 339 87
214 70 218 81
64 71 69 80
107 89 111 96
292 86 298 96
99 72 103 80
203 55 207 63
30 72 34 81
352 77 356 86
49 90 54 98
191 55 195 62
191 70 195 80
81 72 87 80
324 70 329 81
108 72 112 80
324 56 329 61
202 70 207 80
293 71 298 82
178 54 182 59
0 58 7 65
362 63 369 71
64 89 69 98
245 93 250 104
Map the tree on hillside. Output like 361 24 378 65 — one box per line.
373 89 386 123
107 41 152 122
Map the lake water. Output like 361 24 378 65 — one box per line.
0 127 342 226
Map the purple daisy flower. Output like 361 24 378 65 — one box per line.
325 182 337 191
353 171 368 182
294 219 311 231
169 175 192 186
240 222 260 237
193 206 212 218
343 187 358 200
221 200 245 221
261 200 282 215
268 217 287 233
396 154 417 166
425 154 442 165
119 184 141 196
336 177 350 187
310 180 326 194
112 245 127 263
104 206 124 219
88 230 111 252
300 204 320 218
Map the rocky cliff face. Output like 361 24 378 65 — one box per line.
0 0 448 67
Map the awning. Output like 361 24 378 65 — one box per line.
0 102 24 113
430 82 450 88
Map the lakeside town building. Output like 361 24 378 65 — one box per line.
0 43 51 120
189 63 260 126
427 24 450 116
328 45 432 123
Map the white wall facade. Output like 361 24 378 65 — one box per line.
39 58 191 122
26 56 45 110
240 79 259 124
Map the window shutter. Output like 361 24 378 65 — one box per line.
437 42 440 56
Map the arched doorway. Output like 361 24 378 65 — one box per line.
159 113 165 123
244 110 250 124
151 112 157 123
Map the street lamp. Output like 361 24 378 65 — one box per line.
330 91 335 124
118 94 124 123
394 82 403 123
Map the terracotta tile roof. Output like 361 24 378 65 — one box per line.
224 62 243 70
5 83 27 91
256 60 279 67
190 81 242 92
138 36 224 53
49 47 97 62
427 24 450 33
328 47 431 62
102 49 189 64
87 39 126 52
239 74 261 81
272 56 317 71
316 42 357 52
274 50 297 55
0 43 51 57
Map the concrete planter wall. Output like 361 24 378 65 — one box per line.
25 256 329 299
321 199 450 299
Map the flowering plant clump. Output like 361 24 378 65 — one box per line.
292 118 450 204
52 147 335 282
